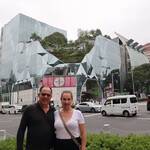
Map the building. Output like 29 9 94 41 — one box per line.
76 34 149 98
0 13 67 80
0 13 149 105
143 43 150 62
0 14 67 104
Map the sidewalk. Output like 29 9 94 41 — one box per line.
138 101 147 105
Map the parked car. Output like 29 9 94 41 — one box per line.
7 104 22 114
101 95 138 117
75 102 102 113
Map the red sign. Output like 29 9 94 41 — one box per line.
42 76 76 87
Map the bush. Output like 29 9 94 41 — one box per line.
0 138 16 150
1 133 150 150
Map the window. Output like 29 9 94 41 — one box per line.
121 98 127 103
130 97 137 103
105 100 111 105
80 103 88 106
113 99 120 104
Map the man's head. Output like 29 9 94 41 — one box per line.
38 85 52 106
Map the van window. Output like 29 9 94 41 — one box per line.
121 98 127 103
105 100 111 105
79 103 89 106
113 99 120 104
130 97 137 103
2 105 9 109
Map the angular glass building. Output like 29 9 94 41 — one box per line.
0 13 66 80
0 14 149 105
0 14 66 104
76 34 149 99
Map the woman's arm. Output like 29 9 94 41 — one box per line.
79 123 86 150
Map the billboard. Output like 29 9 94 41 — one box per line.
42 76 77 87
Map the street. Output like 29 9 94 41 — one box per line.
0 102 150 138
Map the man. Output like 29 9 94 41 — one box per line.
17 86 55 150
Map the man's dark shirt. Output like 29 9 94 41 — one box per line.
17 103 55 150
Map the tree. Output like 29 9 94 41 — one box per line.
104 69 120 92
30 33 41 41
41 32 67 49
125 63 150 95
78 29 102 41
104 35 111 39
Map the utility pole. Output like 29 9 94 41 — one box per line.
131 68 135 94
111 73 114 95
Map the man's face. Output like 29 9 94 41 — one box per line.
38 87 52 106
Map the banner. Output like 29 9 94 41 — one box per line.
42 76 76 87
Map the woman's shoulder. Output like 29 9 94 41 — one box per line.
74 109 83 115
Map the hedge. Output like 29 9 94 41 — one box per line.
1 133 150 150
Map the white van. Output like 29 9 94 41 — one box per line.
101 95 138 117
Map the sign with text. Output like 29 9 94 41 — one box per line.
42 76 76 87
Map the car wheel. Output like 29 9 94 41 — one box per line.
123 111 129 117
132 113 137 116
101 110 107 116
91 108 96 113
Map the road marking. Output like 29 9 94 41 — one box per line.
84 113 100 118
137 117 150 120
0 121 10 123
83 113 150 121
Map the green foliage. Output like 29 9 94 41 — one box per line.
87 133 123 150
86 80 99 98
0 138 16 150
78 29 102 41
39 29 103 63
87 133 150 150
2 133 150 150
104 35 111 39
41 32 67 49
51 50 86 63
30 32 41 41
125 63 150 94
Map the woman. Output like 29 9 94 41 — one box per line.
54 90 86 150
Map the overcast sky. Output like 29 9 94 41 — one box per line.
0 0 150 44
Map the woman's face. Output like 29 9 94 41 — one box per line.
61 92 73 108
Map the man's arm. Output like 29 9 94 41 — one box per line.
16 111 28 150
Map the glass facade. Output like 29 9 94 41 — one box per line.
0 14 149 103
0 14 67 82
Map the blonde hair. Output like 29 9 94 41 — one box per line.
60 90 73 100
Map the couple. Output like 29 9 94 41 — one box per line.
17 85 86 150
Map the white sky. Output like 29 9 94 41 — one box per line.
0 0 150 44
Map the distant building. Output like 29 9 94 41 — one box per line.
143 43 150 62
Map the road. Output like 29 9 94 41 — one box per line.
0 102 150 138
